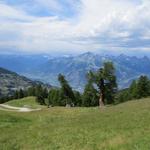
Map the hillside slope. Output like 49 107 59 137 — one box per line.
0 98 150 149
5 96 42 109
0 67 51 98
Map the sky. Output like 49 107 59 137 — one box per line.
0 0 150 55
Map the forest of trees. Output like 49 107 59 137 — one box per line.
116 75 150 103
1 61 150 107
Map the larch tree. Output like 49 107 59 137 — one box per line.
88 62 117 107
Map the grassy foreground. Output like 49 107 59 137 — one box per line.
0 97 150 150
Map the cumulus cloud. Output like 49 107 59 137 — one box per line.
0 0 150 54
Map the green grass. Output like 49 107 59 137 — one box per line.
6 96 43 109
0 97 150 150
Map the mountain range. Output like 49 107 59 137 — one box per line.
0 52 150 91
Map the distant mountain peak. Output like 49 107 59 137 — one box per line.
79 52 95 56
78 52 97 60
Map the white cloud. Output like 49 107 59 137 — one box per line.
0 0 150 54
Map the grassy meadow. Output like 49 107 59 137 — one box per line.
0 97 150 150
6 96 44 109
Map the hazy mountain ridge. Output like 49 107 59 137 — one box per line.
0 52 150 91
38 52 150 90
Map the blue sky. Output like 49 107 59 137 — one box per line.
0 0 150 55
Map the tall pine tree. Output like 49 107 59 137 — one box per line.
35 85 45 105
58 74 75 106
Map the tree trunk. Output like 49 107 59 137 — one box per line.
99 78 105 107
99 92 104 107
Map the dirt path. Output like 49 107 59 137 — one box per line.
0 104 41 112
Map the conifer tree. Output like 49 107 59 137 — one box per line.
136 76 150 98
88 62 117 106
14 90 19 99
48 89 60 106
27 86 36 96
74 91 82 106
18 89 24 99
35 85 45 105
43 88 48 98
103 62 117 104
58 74 75 106
129 80 138 99
82 80 98 107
